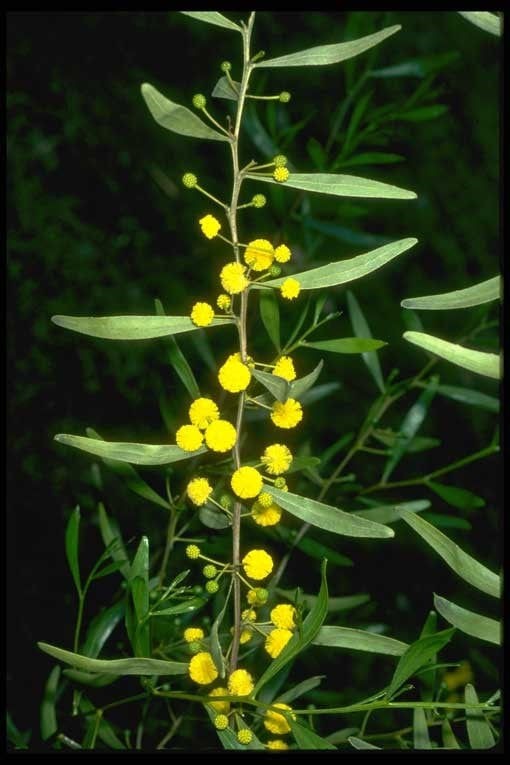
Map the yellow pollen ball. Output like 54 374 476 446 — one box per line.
176 424 204 452
270 604 296 630
188 652 218 685
251 500 282 527
271 399 303 429
264 703 295 735
240 628 253 645
273 356 296 382
267 739 289 750
218 354 252 393
273 167 290 183
191 302 214 327
237 729 253 745
216 293 231 311
242 549 274 580
274 244 291 263
242 608 257 622
184 627 204 643
265 628 293 658
208 686 230 714
244 238 274 272
220 262 249 294
280 278 301 300
199 214 221 239
186 477 212 506
189 397 219 430
231 466 263 499
228 669 254 697
205 419 237 452
261 444 293 475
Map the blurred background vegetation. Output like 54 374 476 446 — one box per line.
7 11 500 747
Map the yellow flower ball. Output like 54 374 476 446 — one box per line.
240 628 253 644
176 424 204 452
271 398 303 429
218 353 252 393
216 293 231 311
228 668 254 697
214 714 229 730
185 544 200 559
267 739 289 750
244 238 274 272
274 244 291 263
186 477 212 506
199 214 221 239
205 419 237 453
189 397 219 430
273 356 296 382
273 167 290 183
280 278 301 300
242 608 257 622
265 628 293 659
251 500 282 527
184 627 204 643
264 703 295 735
191 301 214 327
188 652 218 685
242 549 274 580
261 444 293 475
257 491 274 508
237 729 253 745
208 686 230 714
220 262 249 294
231 466 263 499
270 604 296 630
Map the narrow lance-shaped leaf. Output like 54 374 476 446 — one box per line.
312 626 408 656
212 75 240 101
252 368 289 402
55 434 206 466
180 11 241 32
248 172 416 200
255 25 401 68
81 601 125 659
465 683 497 749
52 314 232 341
403 331 500 380
259 289 280 352
38 642 187 675
401 275 500 310
141 83 229 142
257 238 418 290
386 628 455 699
414 708 432 749
40 666 60 741
155 299 201 399
348 737 381 750
427 480 485 511
434 594 501 645
347 291 385 393
290 720 337 750
130 537 150 657
268 486 394 539
458 11 502 36
353 499 430 525
98 503 130 580
304 337 387 354
289 359 323 400
418 382 499 413
65 507 81 594
399 510 500 598
277 675 325 705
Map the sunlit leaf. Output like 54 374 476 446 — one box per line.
304 337 387 354
212 75 240 100
289 360 323 400
55 434 206 466
458 11 502 36
442 717 461 749
65 507 81 594
141 83 229 141
401 276 500 310
38 642 187 675
403 331 500 380
386 628 455 699
347 291 385 392
248 172 416 199
400 510 500 598
434 595 501 645
129 537 150 657
413 708 432 749
313 626 408 655
255 25 401 68
465 683 497 748
252 368 289 402
180 11 241 32
52 314 232 340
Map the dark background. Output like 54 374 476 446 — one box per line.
7 11 500 746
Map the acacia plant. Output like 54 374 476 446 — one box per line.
37 11 500 751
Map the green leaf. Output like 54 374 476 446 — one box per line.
63 670 118 688
130 537 150 657
255 560 328 693
313 626 408 656
399 510 500 598
98 503 130 579
93 560 127 580
347 291 385 393
209 589 231 679
205 707 265 750
427 383 499 413
401 276 500 310
434 594 501 645
398 104 448 122
37 643 188 675
458 11 502 36
199 504 231 530
422 513 472 531
370 52 460 79
152 596 206 617
386 628 455 699
403 331 500 380
52 313 232 340
286 455 322 474
65 507 81 594
6 712 31 750
141 83 229 142
276 589 370 613
79 697 126 749
55 434 206 465
180 11 241 31
304 337 386 354
40 666 60 741
155 298 201 400
354 499 430 525
278 530 352 567
267 486 394 539
289 360 323 400
413 708 432 749
259 289 280 352
252 368 289 402
277 675 325 705
338 152 405 168
260 238 418 290
382 376 438 482
427 480 485 510
255 25 401 68
248 172 416 200
465 683 496 748
290 720 337 750
212 75 240 100
442 717 461 749
87 428 171 511
348 737 381 749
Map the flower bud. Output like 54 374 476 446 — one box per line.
214 714 229 730
255 587 269 604
206 580 220 594
186 544 201 559
279 91 291 103
182 172 198 189
251 193 266 208
274 477 288 490
220 61 232 73
188 641 201 654
203 564 217 579
219 493 233 510
192 93 207 109
273 154 287 168
269 264 282 277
